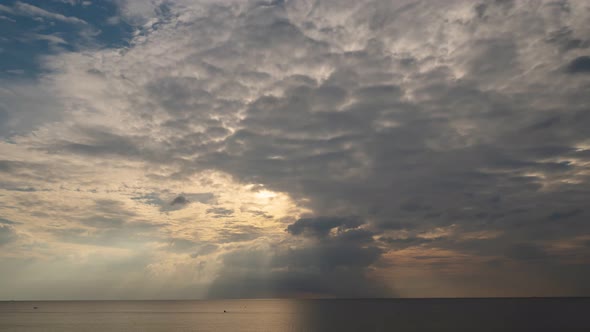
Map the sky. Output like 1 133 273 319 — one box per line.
0 0 589 300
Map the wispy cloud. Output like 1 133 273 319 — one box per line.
26 33 69 45
0 5 15 14
11 1 87 24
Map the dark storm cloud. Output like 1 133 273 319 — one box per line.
86 1 590 294
271 241 383 271
177 0 590 297
209 216 391 298
170 195 189 206
566 56 590 73
209 241 390 298
287 216 363 238
208 266 391 299
380 236 441 250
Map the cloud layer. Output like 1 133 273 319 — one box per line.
1 0 589 299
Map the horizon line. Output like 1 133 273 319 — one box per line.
2 296 589 302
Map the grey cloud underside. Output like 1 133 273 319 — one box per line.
190 2 590 289
0 224 18 245
131 192 216 212
0 82 63 138
287 216 364 238
9 0 590 296
566 56 590 73
0 217 20 225
170 195 189 206
209 217 390 298
206 207 234 218
48 199 166 247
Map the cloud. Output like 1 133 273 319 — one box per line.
208 216 391 298
0 5 14 15
209 242 390 298
167 193 216 210
12 2 87 24
2 0 590 298
548 209 583 220
206 207 234 218
28 33 69 45
287 216 364 238
170 195 189 206
190 243 218 257
50 221 164 248
0 217 20 225
0 224 18 245
0 80 63 137
217 224 262 243
52 0 91 5
165 238 198 252
133 192 215 211
566 56 590 73
0 15 16 23
505 243 549 261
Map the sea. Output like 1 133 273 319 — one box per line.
1 298 589 331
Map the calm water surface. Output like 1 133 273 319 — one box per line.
1 298 589 331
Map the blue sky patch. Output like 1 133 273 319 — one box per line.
0 0 133 78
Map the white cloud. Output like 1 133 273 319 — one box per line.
31 33 68 45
